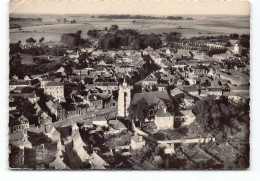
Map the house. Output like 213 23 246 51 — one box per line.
71 131 90 163
164 144 175 155
229 85 249 94
175 110 196 126
93 116 107 126
131 134 145 150
160 73 176 85
82 119 93 130
200 89 208 97
223 92 249 103
46 100 66 120
154 108 174 129
9 80 30 91
30 79 41 87
9 130 32 149
212 51 235 61
154 84 167 91
166 48 176 55
28 93 40 104
9 114 30 133
12 75 19 80
233 43 242 55
44 125 61 143
49 155 67 170
142 75 158 87
207 87 223 96
103 95 117 109
34 103 42 115
183 94 194 104
132 91 172 106
182 86 199 96
24 75 31 81
66 104 87 118
143 46 154 55
90 152 110 169
9 101 17 111
38 112 52 126
170 88 184 97
93 81 118 91
40 78 54 89
44 81 64 99
114 63 134 73
86 95 103 111
56 66 65 73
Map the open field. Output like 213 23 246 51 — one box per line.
9 14 250 44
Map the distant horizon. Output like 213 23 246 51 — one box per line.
9 13 250 17
10 1 250 16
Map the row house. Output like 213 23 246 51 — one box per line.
46 100 66 121
85 95 103 111
67 104 87 118
93 81 118 91
44 81 64 99
9 80 30 91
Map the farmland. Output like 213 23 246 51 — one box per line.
9 14 249 44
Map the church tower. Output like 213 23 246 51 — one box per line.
233 43 242 55
118 79 131 118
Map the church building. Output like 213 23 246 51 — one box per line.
118 79 131 118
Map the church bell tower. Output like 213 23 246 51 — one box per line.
118 79 131 118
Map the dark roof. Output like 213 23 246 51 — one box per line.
46 82 63 86
207 87 223 92
182 86 198 92
155 108 173 117
132 91 172 105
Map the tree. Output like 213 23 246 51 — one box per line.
26 37 36 44
165 32 182 44
39 37 44 43
110 25 119 32
192 96 248 141
128 98 149 128
240 34 250 48
230 33 239 39
9 42 22 56
87 29 98 38
225 41 231 47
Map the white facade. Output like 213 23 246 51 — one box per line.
44 84 64 99
233 44 242 55
118 80 131 117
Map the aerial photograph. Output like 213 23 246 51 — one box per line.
9 0 250 170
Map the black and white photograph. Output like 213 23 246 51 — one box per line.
8 0 250 170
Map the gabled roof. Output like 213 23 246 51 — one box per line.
9 131 25 142
175 110 195 118
132 91 172 105
170 88 183 96
155 108 173 118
